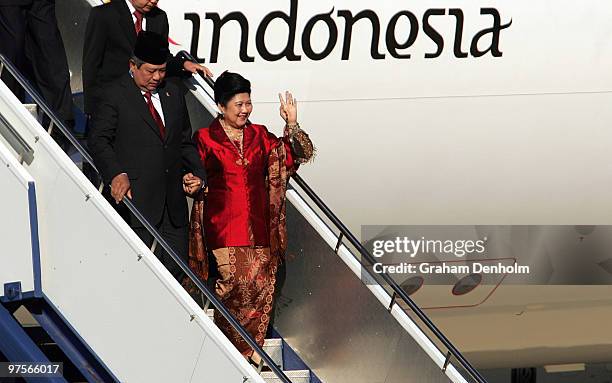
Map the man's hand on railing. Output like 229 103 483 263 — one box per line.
183 60 213 78
110 173 132 203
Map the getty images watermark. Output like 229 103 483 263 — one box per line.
370 235 530 275
359 226 553 291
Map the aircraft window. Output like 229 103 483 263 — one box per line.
400 276 424 296
452 273 482 296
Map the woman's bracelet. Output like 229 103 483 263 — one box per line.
285 122 301 135
283 122 315 163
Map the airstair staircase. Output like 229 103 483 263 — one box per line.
0 1 492 381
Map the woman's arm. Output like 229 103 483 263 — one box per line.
278 92 315 164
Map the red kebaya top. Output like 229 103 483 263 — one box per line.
194 118 295 250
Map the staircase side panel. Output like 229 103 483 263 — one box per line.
0 137 36 295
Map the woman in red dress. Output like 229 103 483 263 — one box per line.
187 71 314 365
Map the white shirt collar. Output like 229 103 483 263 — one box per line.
138 87 165 125
141 89 160 99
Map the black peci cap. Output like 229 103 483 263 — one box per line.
133 31 170 65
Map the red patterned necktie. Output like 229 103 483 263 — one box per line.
144 92 165 139
133 10 143 35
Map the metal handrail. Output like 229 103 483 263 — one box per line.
178 49 486 383
0 53 291 383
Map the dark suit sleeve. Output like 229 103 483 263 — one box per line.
82 7 106 114
164 15 191 77
167 54 189 78
88 88 123 184
179 97 206 183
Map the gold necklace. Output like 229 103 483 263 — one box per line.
220 119 249 166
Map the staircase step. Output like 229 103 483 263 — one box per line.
13 305 38 327
261 369 310 383
23 103 38 119
205 309 284 369
262 338 283 370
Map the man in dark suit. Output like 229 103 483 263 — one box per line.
0 0 74 125
82 0 211 117
88 31 206 280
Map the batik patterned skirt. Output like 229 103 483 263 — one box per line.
212 246 279 356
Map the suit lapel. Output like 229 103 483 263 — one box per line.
159 85 173 143
113 0 137 47
121 76 163 140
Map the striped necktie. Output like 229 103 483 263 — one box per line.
133 10 143 35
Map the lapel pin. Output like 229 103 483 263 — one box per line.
166 91 171 97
